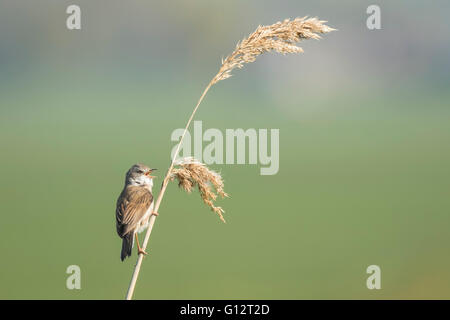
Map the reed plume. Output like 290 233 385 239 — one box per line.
212 17 335 84
125 16 335 300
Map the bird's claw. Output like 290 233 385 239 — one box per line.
138 249 148 256
152 212 159 216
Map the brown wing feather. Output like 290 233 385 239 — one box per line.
116 186 153 238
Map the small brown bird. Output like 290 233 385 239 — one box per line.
116 164 158 261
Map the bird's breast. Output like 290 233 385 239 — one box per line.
136 202 154 233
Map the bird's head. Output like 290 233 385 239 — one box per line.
125 163 157 189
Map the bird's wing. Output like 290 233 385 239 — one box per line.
116 186 153 237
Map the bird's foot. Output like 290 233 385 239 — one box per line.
138 248 148 256
152 212 159 216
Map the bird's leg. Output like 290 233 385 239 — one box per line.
135 233 148 256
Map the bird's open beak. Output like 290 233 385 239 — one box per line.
145 168 157 179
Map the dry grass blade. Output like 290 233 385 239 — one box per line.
125 16 334 300
212 17 335 84
171 157 229 223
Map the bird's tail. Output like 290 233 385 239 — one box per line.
121 233 134 261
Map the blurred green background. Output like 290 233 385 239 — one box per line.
1 0 450 299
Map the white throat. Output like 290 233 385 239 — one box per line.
129 175 153 191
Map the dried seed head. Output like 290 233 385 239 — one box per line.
171 157 229 223
212 17 335 84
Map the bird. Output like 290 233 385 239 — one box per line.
116 163 158 261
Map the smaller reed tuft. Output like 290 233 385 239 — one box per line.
171 157 229 223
